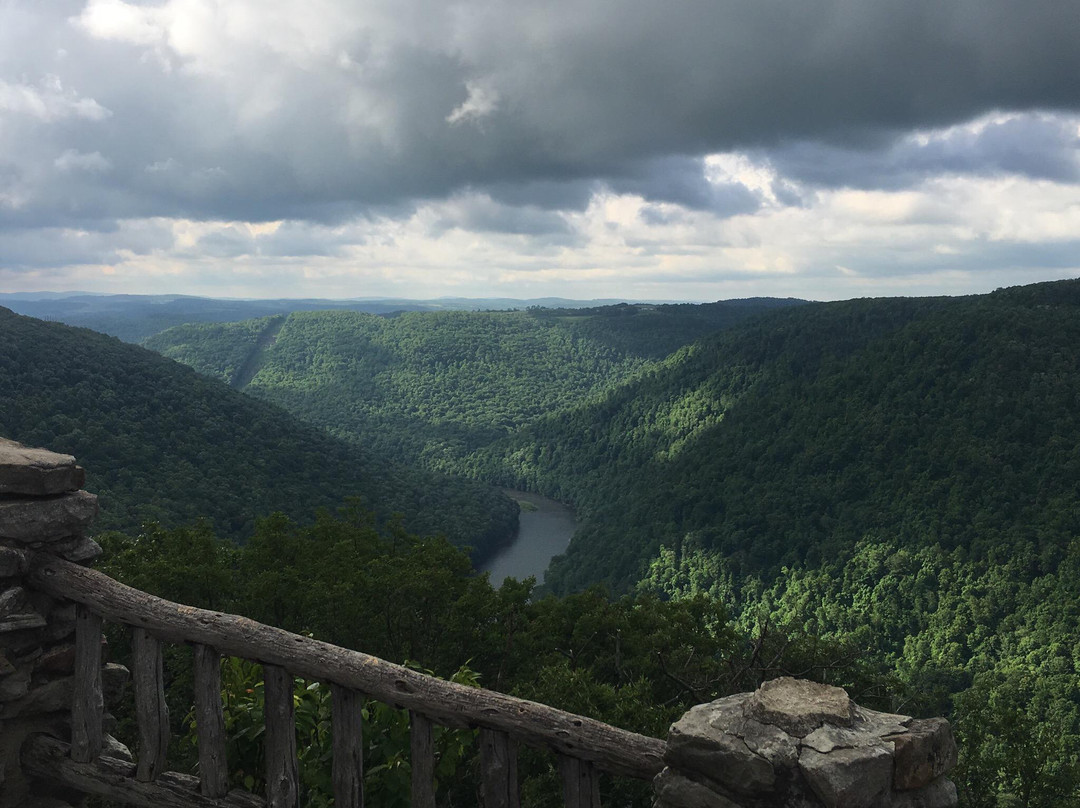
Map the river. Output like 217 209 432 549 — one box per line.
480 490 577 587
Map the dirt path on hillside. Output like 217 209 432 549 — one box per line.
232 315 286 388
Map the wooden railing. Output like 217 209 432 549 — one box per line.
21 553 666 808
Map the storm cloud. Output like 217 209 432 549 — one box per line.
1 0 1078 298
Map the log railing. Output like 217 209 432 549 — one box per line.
22 552 666 808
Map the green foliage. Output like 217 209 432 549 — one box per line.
97 512 905 806
641 535 1080 805
954 674 1080 808
469 283 1080 595
0 306 516 556
182 658 479 808
145 302 797 476
21 281 1080 806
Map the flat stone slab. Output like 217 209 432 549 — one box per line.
0 490 98 542
800 744 893 808
888 718 958 791
0 546 29 577
654 768 742 808
0 438 84 496
891 776 958 808
666 694 776 795
747 676 853 737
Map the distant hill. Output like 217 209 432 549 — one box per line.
0 293 674 343
0 307 516 556
466 280 1080 593
143 300 806 473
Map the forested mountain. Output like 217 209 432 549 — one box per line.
144 300 802 470
0 292 656 343
473 282 1080 593
9 281 1080 805
0 306 516 555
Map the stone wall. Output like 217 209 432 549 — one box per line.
655 677 958 808
0 438 129 808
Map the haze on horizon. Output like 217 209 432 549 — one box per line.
1 0 1079 303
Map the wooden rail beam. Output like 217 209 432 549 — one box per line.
28 555 665 780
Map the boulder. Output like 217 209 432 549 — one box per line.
0 547 29 578
888 719 958 791
0 491 98 543
48 536 103 564
799 744 893 808
890 777 958 808
658 679 958 808
654 768 742 808
0 438 84 496
740 717 798 769
0 663 128 719
667 695 776 794
746 677 853 738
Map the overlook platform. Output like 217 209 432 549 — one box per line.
0 438 957 808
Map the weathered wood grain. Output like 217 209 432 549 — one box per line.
331 683 364 808
193 644 229 798
71 605 103 763
22 734 264 808
132 627 169 782
560 755 601 808
263 665 298 808
410 710 436 808
28 556 665 780
479 728 519 808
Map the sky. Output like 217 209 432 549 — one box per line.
1 0 1079 302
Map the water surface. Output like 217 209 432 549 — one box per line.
480 490 576 587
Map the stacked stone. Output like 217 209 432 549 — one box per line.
0 438 129 808
655 677 958 808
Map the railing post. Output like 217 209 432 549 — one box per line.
264 664 299 808
71 605 104 762
193 643 229 797
559 756 600 808
409 710 436 808
331 684 364 808
132 627 169 782
479 729 519 808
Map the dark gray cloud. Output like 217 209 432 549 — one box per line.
756 114 1080 190
0 219 173 268
605 156 762 216
429 195 577 239
2 0 1079 231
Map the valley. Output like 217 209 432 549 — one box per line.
2 280 1078 805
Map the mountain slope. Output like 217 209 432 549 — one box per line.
470 281 1080 593
0 293 682 343
0 307 516 555
143 300 805 473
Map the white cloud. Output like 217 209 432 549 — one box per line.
0 78 110 122
447 81 499 125
54 149 112 172
75 0 163 47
